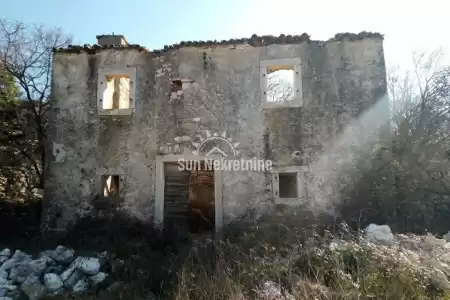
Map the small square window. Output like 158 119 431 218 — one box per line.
278 172 298 198
101 175 120 197
97 67 136 115
260 58 302 108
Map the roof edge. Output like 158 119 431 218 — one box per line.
53 31 384 55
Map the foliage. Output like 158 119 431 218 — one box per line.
173 213 445 300
338 50 450 234
0 18 71 191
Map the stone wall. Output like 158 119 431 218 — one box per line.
43 34 387 233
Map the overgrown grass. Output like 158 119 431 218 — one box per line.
172 211 450 300
2 202 450 299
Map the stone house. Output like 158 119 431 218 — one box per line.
42 32 388 234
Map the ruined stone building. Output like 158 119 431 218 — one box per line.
43 32 388 234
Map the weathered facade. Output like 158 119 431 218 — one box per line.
43 32 388 234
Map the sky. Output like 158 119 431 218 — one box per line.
2 0 449 70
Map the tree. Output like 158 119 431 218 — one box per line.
344 50 450 233
0 19 71 191
267 69 295 103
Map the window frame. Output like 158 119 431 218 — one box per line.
101 174 121 197
97 67 136 115
271 166 306 205
260 58 303 108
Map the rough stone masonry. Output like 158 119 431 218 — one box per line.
43 32 388 234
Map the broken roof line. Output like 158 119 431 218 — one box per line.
53 31 383 55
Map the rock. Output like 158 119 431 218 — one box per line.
422 235 447 250
39 255 54 266
11 251 30 262
0 297 13 300
72 279 88 293
79 258 100 275
1 286 16 292
43 273 63 292
365 224 394 246
0 250 11 265
60 257 82 282
88 272 107 285
0 269 7 279
0 277 7 285
0 250 10 258
9 258 47 284
52 246 75 265
38 250 53 259
443 231 450 242
64 270 85 290
21 274 46 300
44 264 64 275
5 290 19 300
29 258 47 275
0 260 17 271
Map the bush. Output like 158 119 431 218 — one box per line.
172 211 449 300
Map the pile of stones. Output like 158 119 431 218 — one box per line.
0 246 110 300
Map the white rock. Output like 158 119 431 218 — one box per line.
52 246 75 264
43 273 63 292
0 250 10 258
0 285 16 292
365 224 394 246
72 279 88 293
0 277 7 285
0 259 17 271
79 258 100 275
443 231 450 242
60 257 82 282
0 269 7 279
88 272 107 285
9 258 46 284
11 251 30 262
21 274 46 300
64 270 85 290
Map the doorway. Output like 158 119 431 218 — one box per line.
155 155 222 234
188 166 215 233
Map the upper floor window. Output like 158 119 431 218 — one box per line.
97 67 136 115
260 58 302 108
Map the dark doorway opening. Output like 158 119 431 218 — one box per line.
163 162 215 235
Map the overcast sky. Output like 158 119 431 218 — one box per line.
3 0 448 70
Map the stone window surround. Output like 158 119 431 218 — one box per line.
97 67 136 116
260 57 303 108
96 168 125 197
154 155 223 232
271 166 307 205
